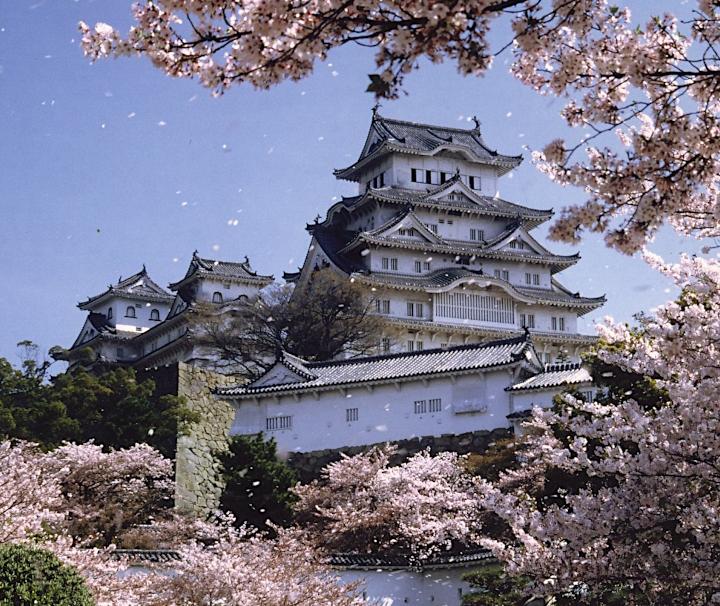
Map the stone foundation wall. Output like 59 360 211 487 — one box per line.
287 427 512 483
174 362 236 515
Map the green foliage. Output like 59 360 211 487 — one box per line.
0 543 94 606
0 346 191 457
463 563 536 606
219 434 298 531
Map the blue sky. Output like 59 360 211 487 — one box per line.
0 1 702 368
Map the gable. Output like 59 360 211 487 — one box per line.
250 362 311 388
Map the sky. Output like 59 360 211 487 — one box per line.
0 0 704 369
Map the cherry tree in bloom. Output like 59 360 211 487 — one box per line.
145 523 364 606
477 254 720 604
43 442 174 547
0 441 64 542
79 1 720 254
294 446 483 561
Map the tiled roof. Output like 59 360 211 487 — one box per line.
78 267 174 309
328 549 494 570
507 363 592 391
369 186 552 222
219 335 535 397
87 312 114 333
335 113 522 179
169 251 273 290
112 549 181 563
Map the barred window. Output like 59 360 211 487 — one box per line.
429 398 442 413
414 400 427 414
381 257 389 270
423 261 431 271
390 258 398 271
533 273 540 285
380 337 391 353
346 408 359 422
502 270 510 281
266 416 292 431
414 260 422 273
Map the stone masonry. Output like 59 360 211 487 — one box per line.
174 362 236 515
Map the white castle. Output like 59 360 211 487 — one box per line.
286 111 604 363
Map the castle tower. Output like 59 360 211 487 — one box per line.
286 113 604 362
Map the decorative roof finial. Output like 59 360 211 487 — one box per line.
141 263 146 273
243 255 250 266
314 214 321 224
454 167 461 177
372 102 382 117
472 115 481 130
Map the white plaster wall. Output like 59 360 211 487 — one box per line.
336 567 473 606
229 369 516 455
389 153 500 196
100 296 171 332
195 278 262 303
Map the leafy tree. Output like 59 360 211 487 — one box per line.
219 434 298 531
0 544 94 606
197 268 382 374
0 345 190 457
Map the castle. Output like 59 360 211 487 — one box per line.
67 111 603 374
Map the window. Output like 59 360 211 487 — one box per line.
381 257 398 271
125 306 136 318
580 390 595 402
414 400 427 414
559 317 566 331
371 172 385 188
493 269 501 279
533 273 540 286
150 309 160 321
380 337 391 353
107 307 113 320
447 219 454 225
435 292 514 324
381 257 389 270
429 398 442 413
502 270 510 281
346 408 359 422
551 317 557 331
411 168 420 182
375 299 390 314
414 260 422 273
525 273 532 285
520 313 535 328
423 261 431 271
469 228 484 241
212 291 223 304
425 223 438 234
440 171 450 184
551 316 565 331
468 175 481 190
440 342 448 349
390 258 398 271
407 340 423 352
266 416 292 431
425 170 438 184
439 218 445 224
398 228 415 237
406 302 424 318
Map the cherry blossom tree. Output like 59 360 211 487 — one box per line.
294 445 483 562
79 1 720 254
476 254 720 605
144 523 364 606
44 442 174 547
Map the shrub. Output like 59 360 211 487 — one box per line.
0 543 94 606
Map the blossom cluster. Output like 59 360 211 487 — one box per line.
80 1 720 253
477 254 720 603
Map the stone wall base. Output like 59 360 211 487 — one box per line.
286 427 512 483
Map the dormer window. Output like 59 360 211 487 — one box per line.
150 309 160 321
107 308 113 320
125 306 136 318
212 292 223 304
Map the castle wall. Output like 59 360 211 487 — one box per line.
174 362 236 515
